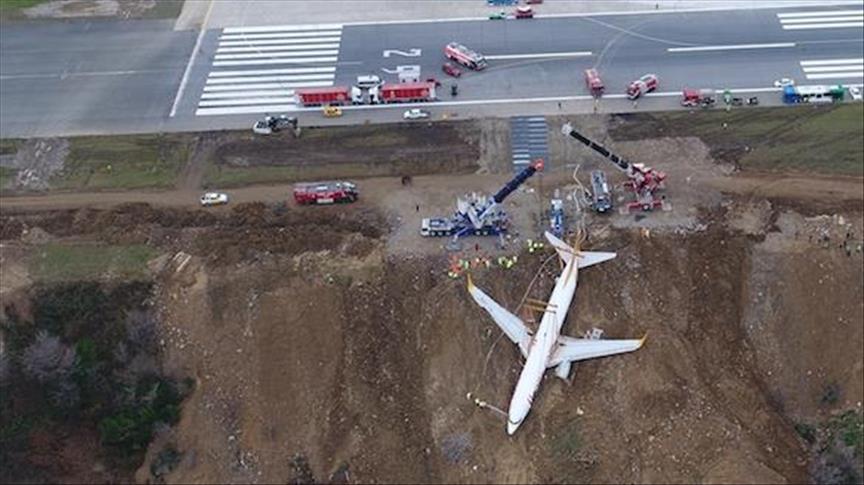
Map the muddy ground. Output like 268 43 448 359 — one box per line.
0 115 862 484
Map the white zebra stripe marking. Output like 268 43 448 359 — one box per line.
802 65 863 73
195 23 343 116
196 105 299 116
216 44 341 53
208 67 336 77
213 58 338 66
199 97 297 107
206 74 335 85
220 30 342 41
804 72 864 79
219 37 342 47
201 89 296 99
214 50 339 60
777 9 862 18
800 58 863 66
222 23 342 34
783 22 863 29
204 81 333 91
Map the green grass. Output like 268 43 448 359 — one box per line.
0 0 47 20
55 134 192 190
0 138 20 156
829 410 864 458
29 243 158 282
0 0 183 21
611 104 864 176
0 166 18 189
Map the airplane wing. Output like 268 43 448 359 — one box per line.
467 275 532 357
543 231 616 269
548 334 645 367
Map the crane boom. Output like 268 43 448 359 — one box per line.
493 159 544 204
561 123 631 174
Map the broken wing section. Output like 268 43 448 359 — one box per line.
467 275 532 357
543 231 616 269
547 334 646 367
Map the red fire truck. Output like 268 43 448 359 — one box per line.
294 87 350 107
584 69 604 97
293 181 358 205
380 82 437 103
626 73 658 100
444 42 487 70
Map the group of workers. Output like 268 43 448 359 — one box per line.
526 239 545 253
445 238 547 279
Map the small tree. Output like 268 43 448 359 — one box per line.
20 331 75 383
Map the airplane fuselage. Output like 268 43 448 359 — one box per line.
507 257 580 434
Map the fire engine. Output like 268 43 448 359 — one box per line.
444 42 487 70
584 68 604 97
293 181 358 205
626 73 658 100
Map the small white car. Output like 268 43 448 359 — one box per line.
403 108 430 120
774 78 795 88
200 192 229 207
848 86 862 101
356 75 382 88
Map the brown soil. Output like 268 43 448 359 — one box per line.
1 116 862 484
212 122 480 183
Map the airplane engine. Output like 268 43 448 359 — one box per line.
555 361 572 380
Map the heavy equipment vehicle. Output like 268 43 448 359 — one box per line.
561 123 668 212
421 159 544 238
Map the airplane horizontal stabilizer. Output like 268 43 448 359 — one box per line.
548 334 646 367
467 274 532 357
543 231 615 268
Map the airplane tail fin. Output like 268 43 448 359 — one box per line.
543 231 616 269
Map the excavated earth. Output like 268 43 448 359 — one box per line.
1 189 861 483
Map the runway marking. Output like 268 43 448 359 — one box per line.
780 16 863 23
485 51 592 60
214 50 339 60
206 75 334 85
800 58 864 65
805 72 864 79
213 57 339 66
194 23 343 115
667 43 795 53
777 9 862 17
778 9 863 29
170 0 215 118
201 89 295 99
783 22 863 29
216 44 341 53
800 58 864 79
196 104 298 116
199 97 296 107
204 81 332 91
222 23 342 34
220 31 343 41
219 37 342 47
208 67 336 77
802 65 863 72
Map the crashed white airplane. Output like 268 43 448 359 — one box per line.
467 231 645 435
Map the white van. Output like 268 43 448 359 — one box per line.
356 75 381 88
